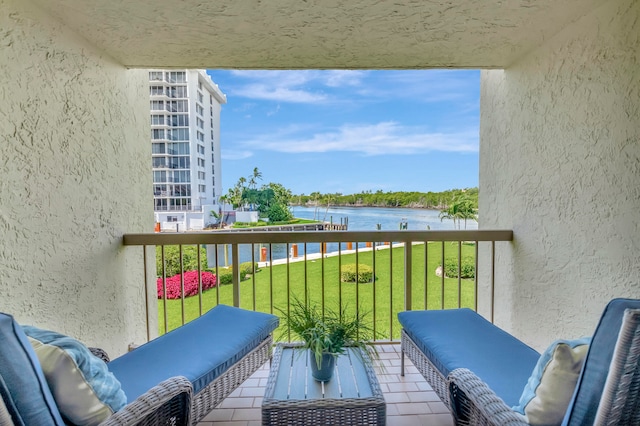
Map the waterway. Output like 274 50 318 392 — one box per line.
209 206 477 266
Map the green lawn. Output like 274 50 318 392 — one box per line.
157 242 477 341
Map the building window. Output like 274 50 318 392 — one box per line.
167 143 189 155
173 170 190 183
151 114 165 125
168 114 188 127
149 71 163 81
166 100 188 113
167 71 186 83
169 157 190 169
198 81 203 90
197 131 204 142
197 158 205 167
153 171 167 183
151 129 165 140
150 86 165 96
168 86 187 98
152 157 167 168
150 100 164 111
198 171 205 180
199 185 206 193
167 216 178 222
172 184 190 196
196 105 204 116
196 118 204 129
212 177 215 187
169 128 189 141
152 143 166 154
197 144 205 154
197 92 203 103
211 165 215 174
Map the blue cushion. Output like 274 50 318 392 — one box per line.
398 308 540 407
0 313 65 426
562 298 640 426
22 325 127 426
108 304 279 402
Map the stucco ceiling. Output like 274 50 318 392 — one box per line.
31 0 607 69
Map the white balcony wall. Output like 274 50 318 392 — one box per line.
0 0 154 356
479 0 639 350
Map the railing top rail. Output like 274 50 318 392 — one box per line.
123 229 512 246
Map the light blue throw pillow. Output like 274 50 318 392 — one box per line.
512 337 591 426
22 325 126 426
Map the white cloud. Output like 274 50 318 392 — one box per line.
221 149 253 160
224 70 367 104
238 122 478 155
233 84 327 103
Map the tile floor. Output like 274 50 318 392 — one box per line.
198 344 454 426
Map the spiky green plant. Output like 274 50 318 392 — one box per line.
278 297 378 367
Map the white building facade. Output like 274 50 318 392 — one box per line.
149 70 226 229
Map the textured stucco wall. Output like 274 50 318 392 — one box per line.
0 0 153 356
479 0 639 350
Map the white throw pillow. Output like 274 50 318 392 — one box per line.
513 337 590 426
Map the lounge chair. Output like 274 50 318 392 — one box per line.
399 298 640 425
0 304 279 425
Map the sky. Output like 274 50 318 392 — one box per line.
206 70 479 196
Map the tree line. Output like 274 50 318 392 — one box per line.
291 187 478 211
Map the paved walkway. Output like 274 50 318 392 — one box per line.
197 343 454 426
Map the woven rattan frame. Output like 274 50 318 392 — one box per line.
594 308 640 426
262 343 386 425
190 335 273 425
0 375 193 426
400 329 450 408
448 368 527 426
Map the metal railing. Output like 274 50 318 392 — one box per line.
123 230 512 343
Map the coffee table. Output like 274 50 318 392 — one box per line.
262 343 386 425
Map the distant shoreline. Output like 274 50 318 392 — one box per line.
289 203 447 210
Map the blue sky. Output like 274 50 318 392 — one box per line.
206 70 479 196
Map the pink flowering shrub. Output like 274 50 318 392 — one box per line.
157 270 217 299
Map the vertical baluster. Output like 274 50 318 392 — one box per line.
474 240 479 312
424 241 429 310
441 241 445 310
251 243 256 312
232 243 240 308
179 245 185 326
269 243 274 315
389 240 393 340
321 242 325 319
457 241 462 308
404 242 412 312
491 241 496 323
161 245 168 334
143 246 150 342
197 244 203 317
372 241 377 342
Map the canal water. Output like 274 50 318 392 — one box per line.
209 206 477 266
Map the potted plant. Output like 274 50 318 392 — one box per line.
278 297 377 382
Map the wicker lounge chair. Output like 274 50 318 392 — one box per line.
1 304 279 426
399 298 640 425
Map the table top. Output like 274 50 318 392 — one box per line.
263 343 384 404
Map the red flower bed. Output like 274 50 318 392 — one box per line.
157 270 217 299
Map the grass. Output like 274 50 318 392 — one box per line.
157 241 477 341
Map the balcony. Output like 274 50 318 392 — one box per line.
122 229 511 423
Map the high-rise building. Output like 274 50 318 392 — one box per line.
149 70 226 229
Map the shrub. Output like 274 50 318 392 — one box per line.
267 203 293 222
341 264 374 283
156 245 208 277
443 257 476 279
157 270 217 299
240 261 259 275
207 265 250 285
